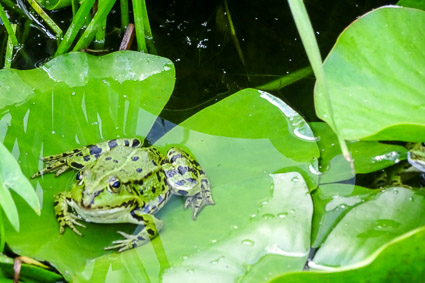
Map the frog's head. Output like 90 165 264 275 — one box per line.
408 143 425 172
75 169 134 209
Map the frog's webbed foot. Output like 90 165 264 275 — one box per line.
105 213 163 252
54 193 86 236
184 186 215 220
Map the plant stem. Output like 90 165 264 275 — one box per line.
4 24 17 68
26 0 63 40
56 0 96 55
132 0 147 52
0 3 18 45
287 0 351 161
256 66 312 91
94 0 107 49
120 0 129 31
72 0 116 51
141 0 156 54
224 0 248 79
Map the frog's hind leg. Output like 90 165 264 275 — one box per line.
32 138 142 178
105 213 163 252
164 147 215 220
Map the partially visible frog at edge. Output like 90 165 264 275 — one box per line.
32 138 214 252
374 143 425 188
407 142 425 173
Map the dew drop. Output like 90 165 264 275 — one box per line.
241 239 255 246
262 213 275 219
291 176 300 182
51 131 56 134
278 212 288 218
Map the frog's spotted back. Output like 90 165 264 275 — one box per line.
32 138 142 178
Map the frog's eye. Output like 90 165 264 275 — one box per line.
421 142 425 147
76 172 82 181
108 177 121 192
76 172 84 186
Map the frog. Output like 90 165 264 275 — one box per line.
32 138 214 252
372 143 425 188
407 142 425 172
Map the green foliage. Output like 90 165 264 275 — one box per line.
0 142 40 232
315 7 425 141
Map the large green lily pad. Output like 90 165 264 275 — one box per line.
0 50 319 283
315 7 425 142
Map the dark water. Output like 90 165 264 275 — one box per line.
5 0 396 125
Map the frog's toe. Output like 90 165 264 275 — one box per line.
185 191 214 220
105 230 151 252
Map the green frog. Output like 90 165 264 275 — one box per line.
32 138 214 252
407 143 425 172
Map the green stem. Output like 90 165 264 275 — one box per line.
224 0 248 74
256 66 312 91
71 0 79 16
141 0 156 54
72 0 116 51
26 0 63 40
55 0 97 55
95 0 107 49
132 0 147 52
287 0 351 161
0 3 18 45
120 0 129 31
4 24 16 68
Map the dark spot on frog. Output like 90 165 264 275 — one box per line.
186 178 197 184
174 180 186 187
132 156 139 161
76 152 83 157
124 140 130 146
147 229 155 236
108 139 118 149
178 166 188 175
89 145 103 158
83 155 90 162
170 154 183 163
137 236 145 241
177 189 188 195
113 160 119 163
136 168 142 173
152 187 156 194
165 169 177 178
152 160 157 166
71 162 84 169
105 157 112 161
132 139 141 147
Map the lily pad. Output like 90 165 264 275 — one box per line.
271 226 425 282
312 186 425 267
0 51 319 283
315 7 425 142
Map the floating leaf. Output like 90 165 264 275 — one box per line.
315 7 425 141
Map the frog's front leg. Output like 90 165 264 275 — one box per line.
32 138 142 178
54 192 86 235
105 213 163 252
164 148 215 220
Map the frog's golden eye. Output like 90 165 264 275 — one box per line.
108 177 121 193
